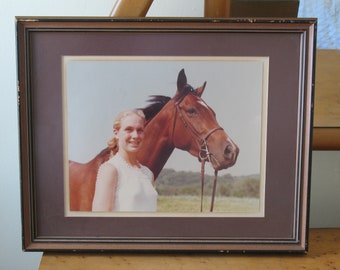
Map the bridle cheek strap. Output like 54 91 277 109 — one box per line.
173 102 222 212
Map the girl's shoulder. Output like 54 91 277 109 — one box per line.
97 160 118 182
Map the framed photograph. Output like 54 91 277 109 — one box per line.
17 17 316 252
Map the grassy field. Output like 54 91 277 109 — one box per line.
157 195 260 213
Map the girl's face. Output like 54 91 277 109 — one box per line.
114 113 145 154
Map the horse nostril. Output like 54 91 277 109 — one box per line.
224 144 233 156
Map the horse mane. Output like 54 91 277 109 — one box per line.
141 95 171 124
141 85 197 124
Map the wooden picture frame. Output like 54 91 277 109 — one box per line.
17 17 316 252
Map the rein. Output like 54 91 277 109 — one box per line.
172 97 222 212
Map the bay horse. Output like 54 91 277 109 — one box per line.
68 69 239 211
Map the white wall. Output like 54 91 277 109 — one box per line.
310 151 340 228
0 0 339 269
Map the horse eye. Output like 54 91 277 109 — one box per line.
186 108 197 115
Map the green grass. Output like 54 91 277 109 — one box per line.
157 195 260 213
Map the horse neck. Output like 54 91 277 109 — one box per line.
90 147 111 169
138 102 175 178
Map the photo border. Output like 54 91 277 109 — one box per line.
62 55 268 218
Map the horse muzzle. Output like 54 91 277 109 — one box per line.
197 139 239 171
212 140 239 171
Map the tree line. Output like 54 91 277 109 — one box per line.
155 168 260 198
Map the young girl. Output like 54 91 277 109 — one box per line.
92 110 158 212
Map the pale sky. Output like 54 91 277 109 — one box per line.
64 56 268 176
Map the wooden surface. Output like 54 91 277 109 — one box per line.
314 50 340 128
313 50 340 150
204 0 299 17
204 0 231 17
38 228 339 270
109 0 154 17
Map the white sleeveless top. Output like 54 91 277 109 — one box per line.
101 154 158 212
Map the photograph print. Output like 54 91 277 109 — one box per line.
63 56 269 217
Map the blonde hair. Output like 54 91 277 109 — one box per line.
107 109 146 156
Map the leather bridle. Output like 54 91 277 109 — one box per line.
172 93 223 212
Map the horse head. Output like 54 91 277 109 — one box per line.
171 69 239 171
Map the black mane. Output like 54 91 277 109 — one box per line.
141 85 199 124
141 95 171 123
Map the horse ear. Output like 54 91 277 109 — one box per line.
196 82 207 97
177 69 187 92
